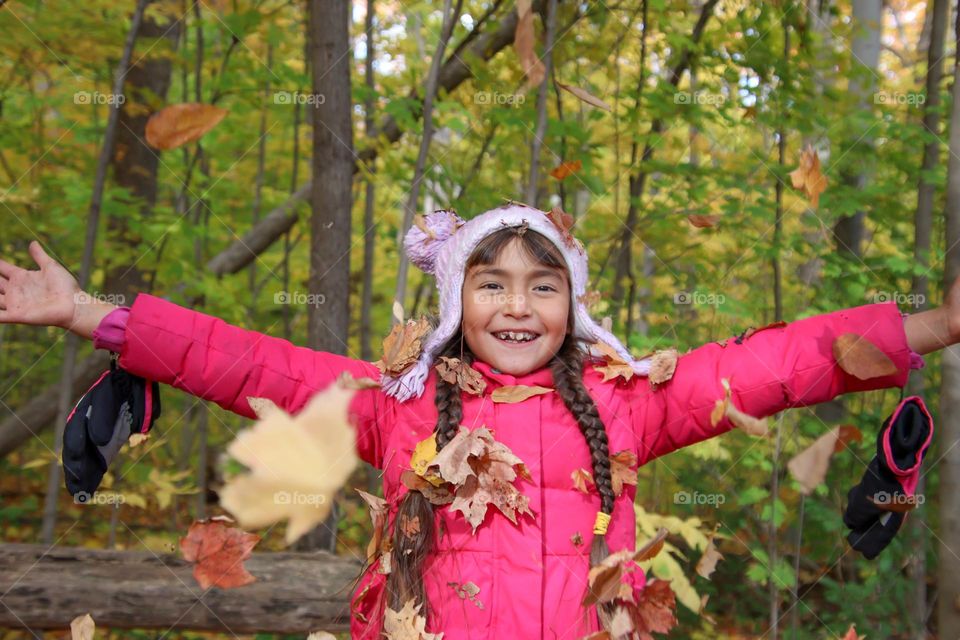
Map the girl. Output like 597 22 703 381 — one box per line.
1 202 957 639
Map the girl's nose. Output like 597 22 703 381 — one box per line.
504 292 530 316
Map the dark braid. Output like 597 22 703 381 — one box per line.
386 331 470 615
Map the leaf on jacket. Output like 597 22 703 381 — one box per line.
145 103 228 151
218 384 358 545
336 371 382 390
491 384 553 403
70 614 95 640
695 535 724 580
741 320 787 341
448 581 484 609
786 426 860 495
179 518 260 590
572 468 595 494
401 470 455 505
789 145 828 208
711 378 769 437
593 340 636 383
383 599 444 640
572 531 584 546
647 348 679 385
435 356 487 396
610 450 638 496
833 333 898 380
356 489 388 562
376 317 431 376
410 434 444 487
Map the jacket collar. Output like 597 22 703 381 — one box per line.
471 360 555 390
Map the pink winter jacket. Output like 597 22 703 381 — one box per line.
108 294 913 639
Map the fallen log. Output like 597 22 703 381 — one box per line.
0 543 363 634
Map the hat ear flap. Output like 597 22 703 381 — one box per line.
404 209 464 275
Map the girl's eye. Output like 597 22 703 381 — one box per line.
535 285 557 292
481 283 502 290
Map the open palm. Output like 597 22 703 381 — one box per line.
0 241 80 329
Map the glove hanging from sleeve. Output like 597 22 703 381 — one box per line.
62 356 161 500
843 395 933 559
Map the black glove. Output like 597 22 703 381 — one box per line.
843 396 933 559
62 358 161 500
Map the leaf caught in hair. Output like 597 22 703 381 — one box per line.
787 426 861 495
435 356 487 396
491 385 553 403
557 83 612 111
145 103 228 151
647 349 679 385
514 0 544 89
833 333 898 380
710 378 769 437
572 468 594 494
546 205 577 248
401 470 454 505
356 489 388 562
383 598 444 640
592 340 637 383
550 159 583 180
789 145 828 208
179 518 260 590
610 450 638 497
400 514 421 539
687 214 720 228
376 317 431 377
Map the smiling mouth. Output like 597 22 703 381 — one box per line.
491 331 541 345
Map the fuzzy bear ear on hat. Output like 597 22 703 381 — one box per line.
403 209 465 275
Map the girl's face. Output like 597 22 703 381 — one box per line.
461 237 570 375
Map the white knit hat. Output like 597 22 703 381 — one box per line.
381 202 651 402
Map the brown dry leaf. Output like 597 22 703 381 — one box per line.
610 606 635 637
571 468 594 494
401 470 455 505
356 489 387 562
546 205 577 248
336 371 381 390
584 554 628 606
580 633 611 640
557 83 612 111
695 535 724 580
834 425 863 453
377 317 431 377
833 333 898 380
514 0 544 88
413 213 436 239
698 594 718 626
247 396 280 419
593 340 636 383
630 579 679 637
383 598 444 640
219 384 358 545
647 348 679 385
634 527 669 562
400 514 421 539
687 214 720 228
145 103 228 151
435 356 487 396
448 581 484 609
179 518 260 589
788 145 828 208
491 385 553 403
787 427 845 495
550 159 583 180
741 320 787 341
578 290 603 310
610 450 638 497
571 531 584 546
712 378 769 436
70 614 95 640
127 432 150 447
306 632 338 640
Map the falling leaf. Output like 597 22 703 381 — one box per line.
127 432 150 447
435 356 487 396
834 425 863 453
70 614 95 640
787 426 861 495
698 594 717 626
841 624 865 640
218 384 359 545
610 606 635 637
572 468 594 494
634 528 668 562
695 536 724 580
393 300 405 324
514 0 545 89
557 83 612 111
546 205 577 248
711 378 769 436
833 333 898 380
336 371 381 390
550 159 583 180
247 396 280 419
383 598 444 640
788 145 828 208
145 103 228 151
647 349 679 385
610 450 638 496
306 632 338 640
179 519 260 590
630 580 679 637
491 384 553 403
356 489 388 562
687 214 720 228
592 341 636 383
377 317 431 376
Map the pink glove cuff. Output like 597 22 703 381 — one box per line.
92 306 131 353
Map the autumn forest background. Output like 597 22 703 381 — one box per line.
1 0 959 638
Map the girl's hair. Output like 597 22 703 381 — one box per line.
385 227 616 625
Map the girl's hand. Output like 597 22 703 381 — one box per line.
903 273 960 355
944 273 960 345
0 241 82 330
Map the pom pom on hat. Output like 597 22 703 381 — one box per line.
404 209 465 275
